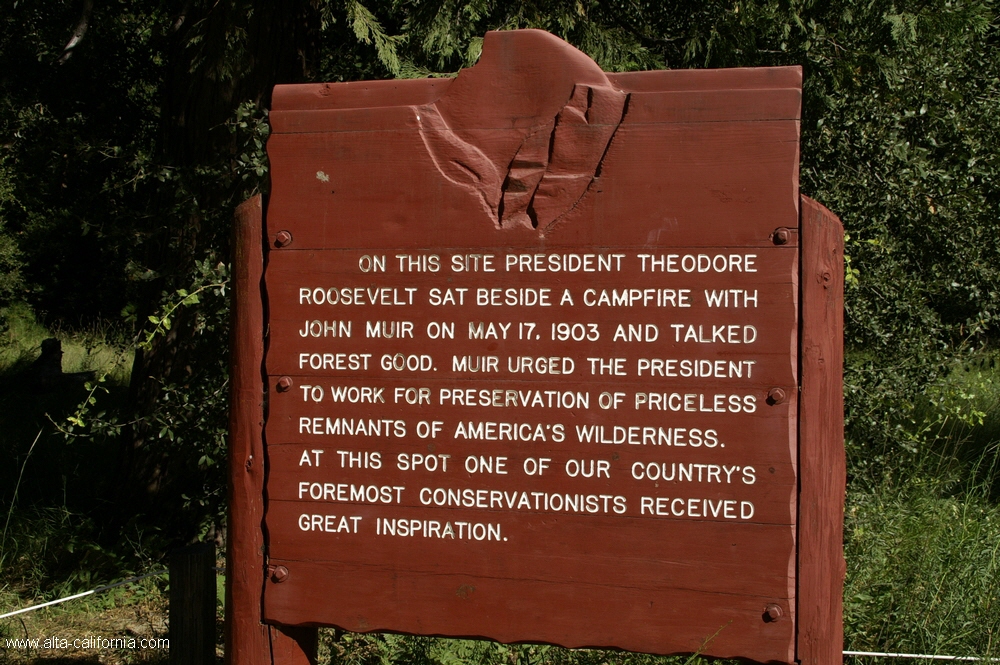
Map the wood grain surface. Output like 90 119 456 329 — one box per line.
796 196 846 665
227 197 318 665
227 196 274 664
248 28 828 665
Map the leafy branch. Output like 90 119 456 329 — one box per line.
55 273 228 438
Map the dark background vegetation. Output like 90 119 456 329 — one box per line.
1 0 998 661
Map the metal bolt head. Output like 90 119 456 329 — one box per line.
764 604 783 622
271 565 289 583
767 387 786 405
274 230 293 247
276 376 292 392
772 228 790 245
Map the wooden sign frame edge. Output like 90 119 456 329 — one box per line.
226 192 845 665
796 195 846 665
228 195 318 665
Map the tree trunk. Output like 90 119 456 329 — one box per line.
114 0 319 535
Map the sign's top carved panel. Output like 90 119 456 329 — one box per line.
272 30 801 111
267 29 800 245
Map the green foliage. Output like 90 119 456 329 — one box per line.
0 0 166 325
56 261 232 541
0 157 25 326
344 0 406 76
787 1 1000 475
395 0 661 73
1 0 1000 660
231 101 272 185
0 506 124 598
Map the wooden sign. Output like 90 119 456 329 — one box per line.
227 29 845 665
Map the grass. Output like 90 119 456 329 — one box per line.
318 633 720 665
0 575 169 664
840 354 1000 662
843 485 1000 660
1 303 137 599
0 303 131 384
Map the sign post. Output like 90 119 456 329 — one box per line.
228 29 844 665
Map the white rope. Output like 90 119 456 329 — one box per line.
0 589 96 620
0 569 167 620
845 651 1000 662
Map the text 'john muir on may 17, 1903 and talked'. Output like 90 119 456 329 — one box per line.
264 248 795 544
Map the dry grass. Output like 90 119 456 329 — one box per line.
0 584 170 664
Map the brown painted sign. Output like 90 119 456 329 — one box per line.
226 29 845 665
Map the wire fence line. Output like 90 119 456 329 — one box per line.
0 566 231 621
1 573 997 662
845 651 1000 662
0 568 168 620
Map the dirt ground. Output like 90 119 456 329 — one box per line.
0 581 345 664
0 585 188 664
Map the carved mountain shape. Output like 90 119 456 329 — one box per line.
414 30 628 231
498 124 554 229
495 84 627 228
532 84 626 228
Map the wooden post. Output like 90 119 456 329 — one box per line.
797 195 846 665
170 542 216 665
227 195 317 665
227 195 272 665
